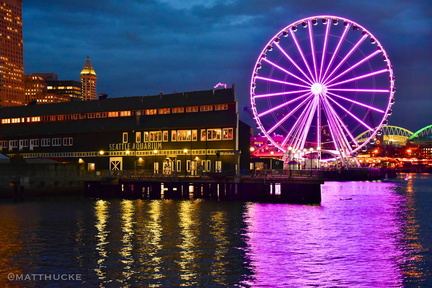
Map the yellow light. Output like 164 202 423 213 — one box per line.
250 147 255 152
99 150 105 155
125 150 131 155
78 158 84 163
183 149 188 154
153 150 158 154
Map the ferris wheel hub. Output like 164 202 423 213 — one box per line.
311 83 326 95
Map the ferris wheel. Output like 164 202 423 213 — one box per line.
250 15 395 161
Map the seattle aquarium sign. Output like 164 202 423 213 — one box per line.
109 142 163 151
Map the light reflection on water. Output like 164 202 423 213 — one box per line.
0 174 430 287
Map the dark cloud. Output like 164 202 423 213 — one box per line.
23 0 432 132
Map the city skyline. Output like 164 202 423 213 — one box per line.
22 0 432 131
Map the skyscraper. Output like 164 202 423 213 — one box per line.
0 0 24 106
80 57 97 101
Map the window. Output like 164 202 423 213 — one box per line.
163 131 169 142
136 132 141 143
158 108 170 114
63 137 73 146
176 130 191 141
0 140 8 149
223 128 234 140
201 129 206 141
30 139 39 150
19 139 28 150
120 111 131 117
145 109 157 115
149 131 162 142
108 111 119 117
200 105 213 112
192 130 197 141
52 138 62 146
171 130 177 142
207 129 222 141
215 104 228 110
186 106 199 112
204 160 211 172
144 132 149 142
41 138 51 147
122 132 128 143
172 107 184 113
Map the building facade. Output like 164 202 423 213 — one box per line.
0 88 251 174
80 57 97 101
0 0 24 106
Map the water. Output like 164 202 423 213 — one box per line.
0 173 431 287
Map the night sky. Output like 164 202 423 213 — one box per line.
23 0 431 132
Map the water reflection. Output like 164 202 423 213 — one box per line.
242 180 420 287
93 199 110 282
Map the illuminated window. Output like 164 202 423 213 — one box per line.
108 111 119 117
207 129 222 141
163 131 169 142
215 104 228 110
176 130 191 141
192 130 197 141
200 105 213 112
201 129 206 141
158 108 170 114
145 109 157 115
143 132 149 142
186 106 199 112
149 131 162 142
223 128 234 140
122 132 128 143
172 107 184 113
120 111 131 117
171 130 177 141
136 132 141 143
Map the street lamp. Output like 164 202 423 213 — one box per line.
153 149 158 174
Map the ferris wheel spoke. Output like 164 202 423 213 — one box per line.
283 103 311 149
262 57 312 85
323 97 359 146
253 89 310 99
326 91 385 113
321 22 351 82
322 34 368 84
299 96 319 147
308 21 319 81
326 69 389 88
257 92 310 117
273 42 314 84
267 94 314 134
326 95 374 131
290 100 315 148
327 88 389 93
322 97 355 151
289 28 316 82
319 19 332 82
254 76 310 89
324 50 382 86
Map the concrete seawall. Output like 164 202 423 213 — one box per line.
0 163 96 198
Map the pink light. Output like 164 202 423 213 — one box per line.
273 42 313 84
322 34 368 84
213 82 227 89
308 21 319 81
257 92 310 117
289 28 316 82
319 20 332 82
253 89 310 99
327 96 374 131
267 94 313 134
328 88 389 93
326 69 389 87
262 57 311 86
326 91 385 113
254 76 310 89
324 50 382 86
321 23 351 82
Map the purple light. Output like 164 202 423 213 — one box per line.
267 94 313 134
262 57 311 85
322 34 368 84
328 88 389 93
254 76 310 89
327 96 374 131
273 42 313 84
321 23 351 82
253 89 310 99
319 20 332 82
326 91 385 113
324 50 382 85
326 69 389 87
289 28 316 82
308 22 319 80
257 92 310 118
